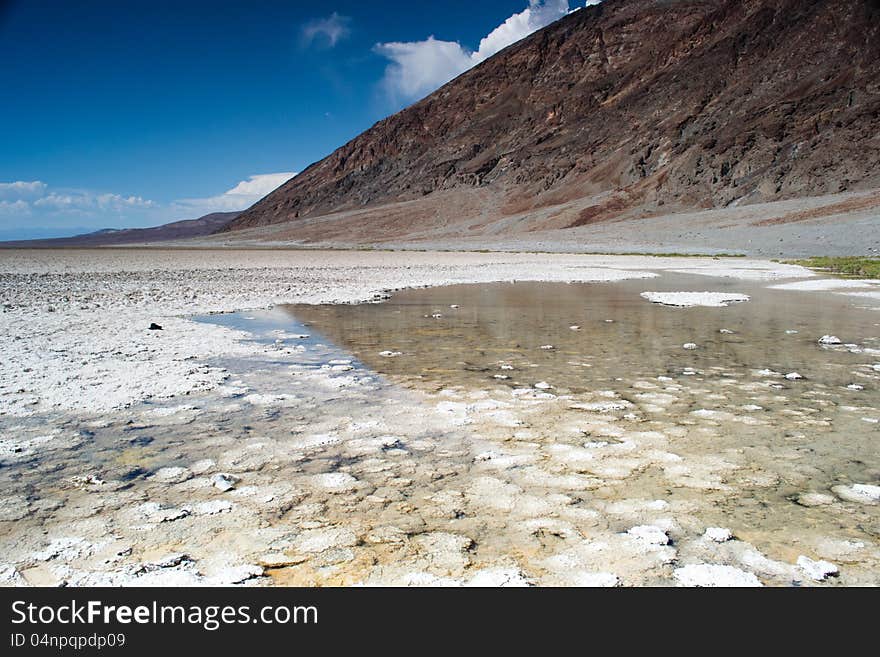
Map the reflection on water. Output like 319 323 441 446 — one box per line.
285 275 880 392
284 275 880 575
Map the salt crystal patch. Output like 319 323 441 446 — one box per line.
641 292 749 308
311 472 358 491
466 568 531 587
673 564 762 587
190 459 215 475
400 572 461 587
292 527 358 553
193 500 232 516
626 525 669 545
703 527 733 543
295 433 341 449
149 467 192 484
793 492 835 507
831 483 880 505
213 564 263 585
796 556 838 581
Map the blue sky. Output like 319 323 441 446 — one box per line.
0 1 594 239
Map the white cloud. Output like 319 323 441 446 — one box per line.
0 173 293 234
0 180 156 215
475 0 572 61
34 191 155 212
301 12 351 48
375 1 587 104
0 180 47 199
0 200 31 215
0 181 156 221
174 172 296 213
0 180 161 239
0 173 297 239
374 37 474 103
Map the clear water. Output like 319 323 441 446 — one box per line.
285 275 880 394
284 275 880 569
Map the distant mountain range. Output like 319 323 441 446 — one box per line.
1 212 238 247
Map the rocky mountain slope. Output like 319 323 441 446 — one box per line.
225 0 880 240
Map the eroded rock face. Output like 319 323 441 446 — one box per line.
227 0 880 238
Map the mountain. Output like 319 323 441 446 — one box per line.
1 212 239 248
224 0 880 242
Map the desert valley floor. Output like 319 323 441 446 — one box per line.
0 249 878 586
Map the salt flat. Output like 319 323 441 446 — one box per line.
1 248 878 588
0 249 808 417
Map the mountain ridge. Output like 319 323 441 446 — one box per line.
0 212 239 248
225 0 880 239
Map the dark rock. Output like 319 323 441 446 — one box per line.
116 466 148 482
148 323 163 331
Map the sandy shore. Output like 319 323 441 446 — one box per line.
1 248 879 587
